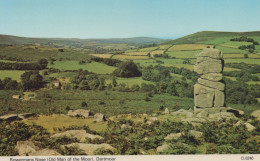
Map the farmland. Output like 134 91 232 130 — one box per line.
168 44 214 51
0 70 26 81
48 61 117 74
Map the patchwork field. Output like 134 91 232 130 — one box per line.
150 50 165 56
48 61 117 74
0 70 26 81
223 53 260 59
220 41 253 48
138 46 159 52
89 54 113 58
224 59 260 65
166 50 201 58
124 52 149 56
168 44 214 51
215 45 249 54
106 77 153 87
112 55 149 60
159 44 172 50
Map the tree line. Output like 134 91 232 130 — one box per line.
0 59 48 70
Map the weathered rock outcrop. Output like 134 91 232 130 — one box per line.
194 48 225 110
67 109 90 118
0 113 35 122
251 110 260 121
94 113 105 122
51 130 103 142
16 141 61 156
62 143 115 155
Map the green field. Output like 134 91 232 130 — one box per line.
224 59 260 65
0 70 26 81
220 41 252 48
215 45 249 54
166 50 201 58
138 46 159 52
48 61 117 74
107 77 153 87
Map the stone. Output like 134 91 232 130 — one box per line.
67 109 90 118
171 109 194 118
227 107 244 117
164 108 170 114
244 123 256 131
156 143 170 153
16 141 39 156
196 56 222 64
250 110 260 121
194 83 214 95
63 143 115 155
148 117 158 122
198 78 225 91
208 112 237 121
94 113 105 122
30 149 61 156
164 133 182 141
194 60 223 74
0 114 21 122
200 73 223 81
18 113 36 119
51 130 103 142
197 48 223 59
188 130 203 140
214 90 225 107
194 93 214 108
181 117 207 126
152 113 158 117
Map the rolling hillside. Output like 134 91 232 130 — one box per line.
164 31 260 45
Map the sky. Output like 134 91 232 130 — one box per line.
0 0 260 39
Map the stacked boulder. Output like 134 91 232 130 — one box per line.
194 48 225 111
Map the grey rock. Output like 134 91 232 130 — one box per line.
196 56 222 64
244 123 256 131
94 113 105 122
164 108 170 114
171 109 194 118
214 90 225 107
194 83 214 95
251 110 260 121
16 141 39 156
194 92 214 108
18 113 36 119
148 117 158 122
197 48 223 59
200 73 223 81
164 133 182 141
194 60 223 74
51 130 103 142
188 130 203 140
198 78 225 91
63 143 115 155
208 112 237 121
0 114 21 122
30 149 61 156
67 109 90 118
156 143 170 153
226 107 244 117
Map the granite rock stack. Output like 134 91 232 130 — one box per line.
194 48 225 111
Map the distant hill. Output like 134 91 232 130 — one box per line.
164 31 260 45
0 34 168 46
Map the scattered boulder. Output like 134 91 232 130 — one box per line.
94 113 105 122
164 108 170 114
244 123 256 131
164 133 182 141
30 149 61 156
16 141 39 156
188 130 203 140
251 110 260 121
0 114 21 122
18 113 36 119
63 143 115 155
67 109 90 118
51 130 103 142
208 112 237 121
171 109 194 118
181 117 207 126
156 143 170 153
227 107 244 117
148 117 158 122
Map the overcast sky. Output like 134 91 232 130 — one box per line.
1 0 259 39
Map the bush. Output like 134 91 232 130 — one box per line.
81 101 88 107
